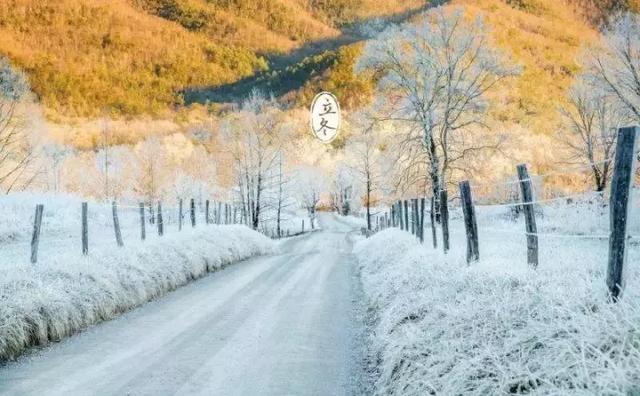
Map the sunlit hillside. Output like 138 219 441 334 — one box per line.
0 0 423 118
297 0 606 137
453 0 599 135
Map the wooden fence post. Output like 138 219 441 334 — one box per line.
459 181 479 263
607 126 638 300
82 202 89 255
411 198 417 236
415 199 420 238
190 198 196 227
392 203 396 228
517 164 538 268
205 200 210 225
302 219 305 233
419 197 425 243
112 201 124 247
139 202 146 241
30 204 44 264
157 201 164 236
430 196 438 249
440 190 450 253
390 203 394 227
149 203 155 225
178 199 183 231
404 200 409 233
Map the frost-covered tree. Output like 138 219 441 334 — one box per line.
345 112 385 231
295 166 326 230
131 137 168 214
559 80 632 191
42 143 74 193
222 91 287 230
0 57 36 193
586 12 640 122
331 163 354 216
357 7 518 215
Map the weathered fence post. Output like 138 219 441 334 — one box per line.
517 164 538 268
112 201 124 247
149 203 155 225
30 204 44 264
415 199 419 238
607 126 638 300
459 181 479 263
205 200 210 225
302 219 305 233
138 202 146 241
157 201 164 236
430 196 438 249
419 197 425 243
82 202 89 254
391 203 396 227
411 198 417 236
440 190 450 253
178 199 183 231
390 203 394 227
190 198 196 227
403 200 409 233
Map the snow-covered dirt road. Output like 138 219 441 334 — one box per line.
0 213 364 396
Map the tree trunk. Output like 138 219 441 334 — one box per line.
366 178 371 231
253 173 262 230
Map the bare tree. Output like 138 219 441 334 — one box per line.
357 7 518 215
558 80 632 191
0 57 36 193
274 152 288 237
345 113 384 231
586 12 640 122
330 163 353 215
296 166 325 230
42 143 74 193
223 91 286 230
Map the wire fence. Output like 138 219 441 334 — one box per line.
0 196 312 266
369 126 640 301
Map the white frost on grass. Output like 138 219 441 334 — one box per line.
0 224 275 361
356 204 640 395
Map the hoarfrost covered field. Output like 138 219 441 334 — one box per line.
356 198 640 395
0 193 275 361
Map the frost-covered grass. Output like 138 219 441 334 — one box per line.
0 194 275 361
356 202 640 395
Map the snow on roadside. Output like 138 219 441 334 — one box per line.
0 224 275 361
336 214 368 229
355 224 640 395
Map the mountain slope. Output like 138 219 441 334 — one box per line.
0 0 423 118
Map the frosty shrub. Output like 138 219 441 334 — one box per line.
356 221 640 394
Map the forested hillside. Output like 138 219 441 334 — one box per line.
0 0 422 117
0 0 637 122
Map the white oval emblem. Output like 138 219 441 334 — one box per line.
310 92 341 143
